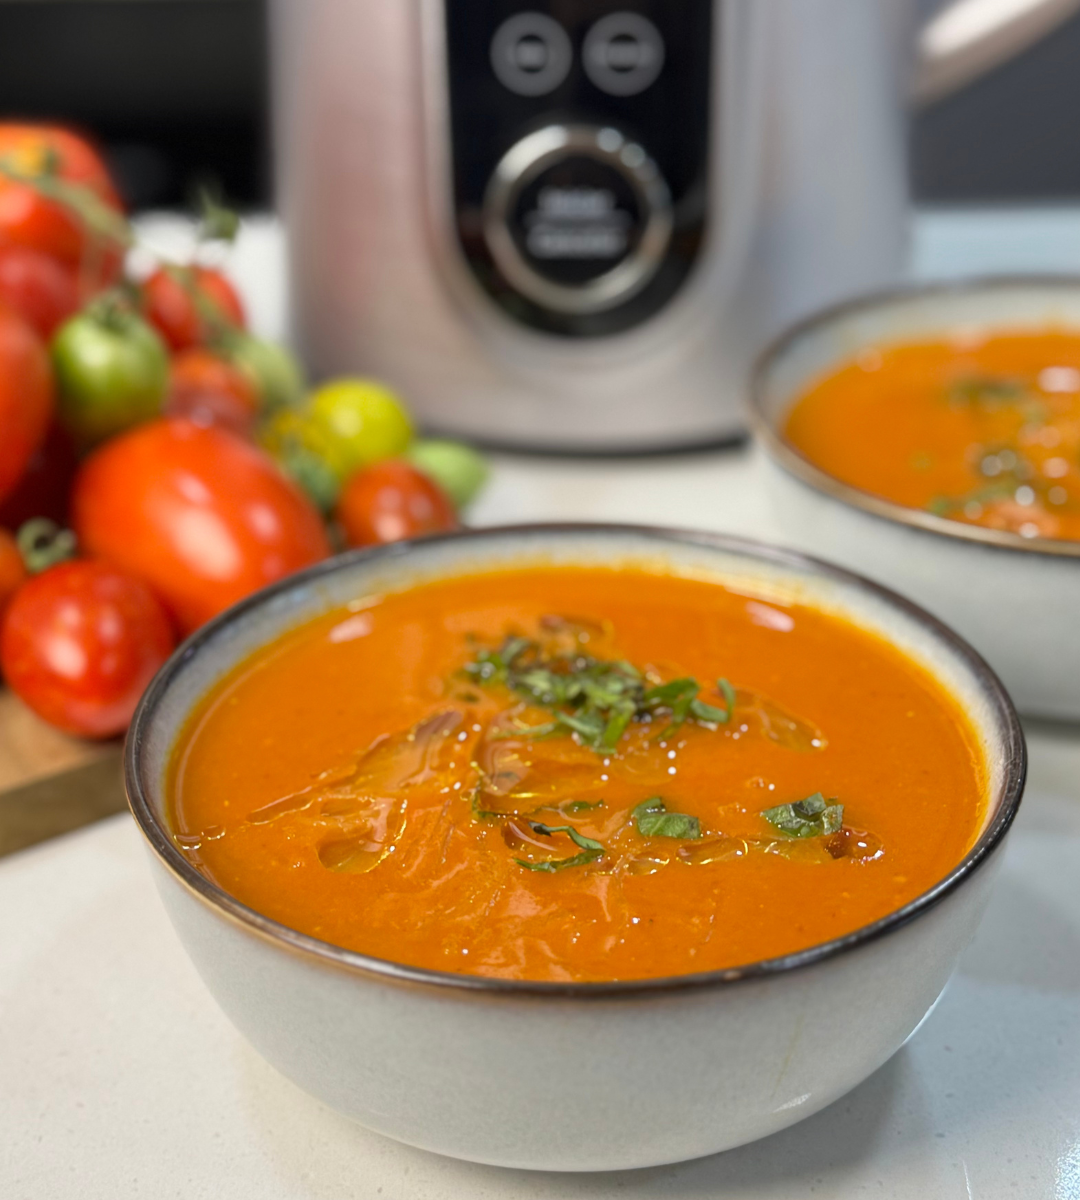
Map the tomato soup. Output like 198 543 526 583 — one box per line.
169 567 986 983
785 330 1080 541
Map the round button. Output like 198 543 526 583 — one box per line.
483 125 672 316
583 13 665 97
490 13 573 97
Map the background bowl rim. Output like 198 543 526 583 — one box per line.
125 522 1027 1000
750 273 1080 560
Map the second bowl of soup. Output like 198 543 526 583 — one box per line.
126 525 1023 1170
752 278 1080 718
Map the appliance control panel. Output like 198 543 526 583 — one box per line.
442 1 713 337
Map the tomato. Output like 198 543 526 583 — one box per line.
0 559 174 738
0 528 27 622
71 418 332 633
143 265 246 352
307 379 414 481
258 407 342 513
0 241 79 338
226 332 304 411
0 124 126 282
336 459 457 547
0 422 78 529
405 439 488 511
52 302 168 446
0 303 53 508
165 348 260 437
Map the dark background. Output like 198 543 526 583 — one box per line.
0 0 1078 212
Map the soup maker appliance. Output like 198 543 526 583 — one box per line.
271 0 1078 451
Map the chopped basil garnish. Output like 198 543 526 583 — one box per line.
514 822 605 873
632 796 701 840
465 633 736 753
762 792 843 838
948 375 1026 405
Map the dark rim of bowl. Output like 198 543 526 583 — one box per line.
125 523 1027 1000
749 274 1080 559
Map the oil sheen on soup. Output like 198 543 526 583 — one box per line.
170 567 986 983
784 330 1080 541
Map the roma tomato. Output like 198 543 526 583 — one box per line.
143 265 246 352
0 124 125 279
52 302 168 446
0 241 79 337
336 459 457 548
71 418 332 633
0 303 53 507
165 347 260 437
1 559 174 737
0 528 27 622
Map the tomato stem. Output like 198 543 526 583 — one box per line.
17 518 78 575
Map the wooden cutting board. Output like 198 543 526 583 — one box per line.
0 689 113 791
0 689 126 857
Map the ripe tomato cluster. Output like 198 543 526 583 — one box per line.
0 123 488 739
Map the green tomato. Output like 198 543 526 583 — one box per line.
51 306 168 447
275 444 341 515
406 439 488 510
229 334 305 412
305 378 414 481
258 406 340 512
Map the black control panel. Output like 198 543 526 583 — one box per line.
443 1 714 337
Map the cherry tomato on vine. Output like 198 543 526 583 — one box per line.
142 264 246 352
0 302 53 508
51 300 169 447
165 347 260 438
0 558 174 738
0 241 79 338
336 459 457 548
0 124 126 283
71 418 332 634
0 528 27 622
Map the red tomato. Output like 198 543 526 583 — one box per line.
0 528 27 622
0 241 79 337
336 459 457 547
0 559 174 737
0 422 78 530
164 348 260 437
0 124 125 278
143 265 246 352
71 418 332 633
0 303 53 507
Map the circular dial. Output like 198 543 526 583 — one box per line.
482 125 673 317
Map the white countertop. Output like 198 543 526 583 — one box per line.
4 209 1080 1199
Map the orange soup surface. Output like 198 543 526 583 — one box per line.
785 330 1080 541
170 567 986 983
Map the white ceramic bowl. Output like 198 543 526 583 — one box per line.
125 525 1024 1172
751 277 1080 720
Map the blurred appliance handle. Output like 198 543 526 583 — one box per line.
914 0 1080 103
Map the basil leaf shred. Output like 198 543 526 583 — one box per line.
762 792 843 838
632 796 701 840
513 822 606 873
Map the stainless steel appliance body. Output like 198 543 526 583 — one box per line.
271 0 1078 451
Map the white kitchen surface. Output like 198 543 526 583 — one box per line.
3 210 1080 1199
